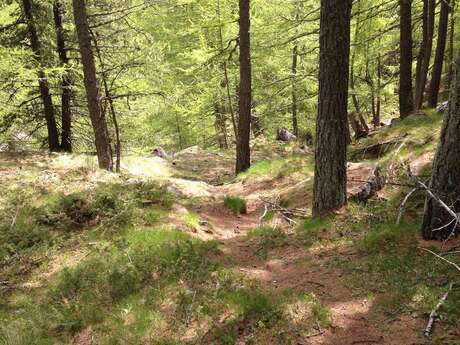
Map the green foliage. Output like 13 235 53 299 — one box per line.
224 195 247 215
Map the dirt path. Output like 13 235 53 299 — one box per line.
163 152 427 345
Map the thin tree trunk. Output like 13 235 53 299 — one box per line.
217 0 237 142
91 30 121 172
72 0 113 171
214 103 229 149
427 0 450 107
399 0 414 118
235 0 251 174
291 42 299 137
422 49 460 240
22 0 60 151
415 0 436 109
375 51 382 127
313 0 352 217
53 0 72 152
447 0 456 91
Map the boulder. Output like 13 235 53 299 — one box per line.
276 128 297 142
347 163 385 202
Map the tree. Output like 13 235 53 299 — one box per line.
399 0 414 118
422 49 460 240
21 0 60 151
53 0 72 152
427 0 451 108
414 0 435 110
72 0 113 171
312 0 352 217
235 0 251 174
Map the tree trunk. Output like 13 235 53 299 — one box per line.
447 0 456 91
415 0 435 110
22 0 60 152
214 103 229 149
313 0 352 217
53 0 72 152
375 51 382 127
235 0 251 174
422 49 460 240
399 0 414 118
291 42 299 137
427 0 450 108
72 0 113 171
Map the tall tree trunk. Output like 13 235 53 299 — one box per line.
291 42 299 137
72 0 113 171
22 0 60 151
214 103 229 149
399 0 414 118
313 0 352 217
427 0 450 107
217 0 237 142
447 0 456 91
415 0 435 110
422 49 460 240
53 0 72 152
235 0 251 174
375 51 382 127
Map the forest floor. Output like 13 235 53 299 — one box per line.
1 110 459 345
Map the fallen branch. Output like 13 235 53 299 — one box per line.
423 282 454 337
396 187 418 225
259 196 307 226
418 247 460 272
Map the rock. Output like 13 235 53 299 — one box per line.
151 147 168 158
436 101 449 113
390 118 401 127
171 203 189 215
276 128 297 142
347 163 386 202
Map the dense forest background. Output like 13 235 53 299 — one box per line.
1 0 453 154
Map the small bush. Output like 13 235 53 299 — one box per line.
224 196 247 214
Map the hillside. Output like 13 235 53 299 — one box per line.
1 110 459 345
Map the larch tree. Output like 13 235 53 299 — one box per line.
414 0 435 110
427 0 451 107
312 0 352 217
399 0 414 118
21 0 60 151
53 0 73 152
422 49 460 240
72 0 113 171
235 0 251 174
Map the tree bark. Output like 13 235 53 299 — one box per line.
313 0 352 217
53 0 72 152
415 0 435 110
235 0 251 174
422 49 460 240
447 0 456 91
427 0 450 108
399 0 414 118
22 0 60 151
291 42 299 137
72 0 113 171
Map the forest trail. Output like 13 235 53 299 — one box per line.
154 150 426 345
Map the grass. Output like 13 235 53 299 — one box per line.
246 226 288 259
236 155 314 182
224 195 247 215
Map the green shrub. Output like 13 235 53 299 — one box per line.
224 196 247 214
